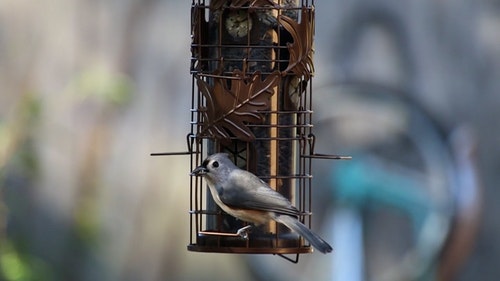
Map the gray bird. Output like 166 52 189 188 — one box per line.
191 153 333 254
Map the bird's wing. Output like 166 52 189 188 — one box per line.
219 169 300 217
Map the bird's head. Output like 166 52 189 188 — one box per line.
190 153 234 179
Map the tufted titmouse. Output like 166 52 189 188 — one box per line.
191 153 333 254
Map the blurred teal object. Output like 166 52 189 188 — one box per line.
332 153 434 230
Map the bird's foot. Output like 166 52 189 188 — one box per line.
236 225 253 239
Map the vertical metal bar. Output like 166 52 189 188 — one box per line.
307 78 313 229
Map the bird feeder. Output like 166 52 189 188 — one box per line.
154 0 348 263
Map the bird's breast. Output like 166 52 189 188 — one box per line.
205 182 271 225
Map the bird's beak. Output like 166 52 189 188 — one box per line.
191 165 208 176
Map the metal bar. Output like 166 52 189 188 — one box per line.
302 154 352 160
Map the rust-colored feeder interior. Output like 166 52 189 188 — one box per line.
181 0 344 262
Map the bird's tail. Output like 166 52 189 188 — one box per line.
273 214 333 254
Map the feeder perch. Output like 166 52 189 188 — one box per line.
153 0 349 263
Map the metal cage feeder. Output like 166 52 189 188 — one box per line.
154 0 349 262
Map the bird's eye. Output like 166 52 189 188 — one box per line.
212 161 219 168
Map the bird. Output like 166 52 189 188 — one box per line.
191 153 333 254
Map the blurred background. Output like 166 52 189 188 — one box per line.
0 0 498 280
